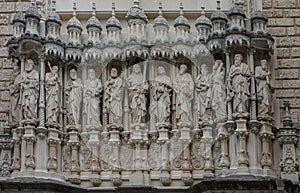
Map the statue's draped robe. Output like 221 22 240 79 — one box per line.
45 72 60 124
229 63 250 115
21 69 39 120
83 78 102 126
174 72 194 124
150 74 172 125
66 79 82 125
105 77 123 124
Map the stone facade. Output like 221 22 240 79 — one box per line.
0 0 299 192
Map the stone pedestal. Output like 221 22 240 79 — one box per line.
235 119 249 174
47 127 60 173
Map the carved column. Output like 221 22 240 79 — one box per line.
235 119 249 173
217 124 230 170
180 126 193 186
202 124 214 177
259 121 273 172
35 47 48 173
225 49 233 124
67 127 80 184
158 127 171 186
109 127 122 186
88 128 101 186
248 47 257 122
11 128 21 172
47 128 60 172
23 123 36 171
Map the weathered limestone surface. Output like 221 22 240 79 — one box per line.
0 0 298 192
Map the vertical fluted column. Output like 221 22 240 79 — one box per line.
225 50 233 124
37 47 46 132
68 128 81 184
235 119 249 172
159 127 171 186
180 126 193 186
11 129 21 172
47 128 60 172
217 124 230 170
35 47 48 173
248 48 257 122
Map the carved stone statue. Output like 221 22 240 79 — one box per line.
174 64 194 126
195 64 211 120
127 64 149 124
10 61 21 127
211 60 226 122
65 69 82 126
104 68 124 126
150 66 172 128
255 59 273 118
83 68 102 128
21 59 39 122
229 54 250 118
45 65 60 125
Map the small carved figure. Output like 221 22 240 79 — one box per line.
255 59 273 118
10 60 21 126
83 68 102 127
174 64 194 126
21 59 39 122
104 68 124 126
196 64 211 119
211 60 226 122
65 69 82 126
45 65 60 124
229 54 250 117
150 66 172 127
127 64 149 124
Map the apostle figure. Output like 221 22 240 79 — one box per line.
21 59 39 122
211 60 226 122
195 64 211 119
65 69 82 126
104 68 124 126
83 68 102 127
150 66 172 127
10 60 21 126
229 54 250 117
127 64 149 124
45 65 60 125
255 59 273 118
174 64 194 126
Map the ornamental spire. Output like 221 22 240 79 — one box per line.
158 2 163 16
133 0 139 7
201 6 205 15
179 3 184 15
92 2 96 17
112 2 116 16
72 2 77 17
51 0 56 12
217 0 221 10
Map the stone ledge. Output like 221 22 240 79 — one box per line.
0 177 298 193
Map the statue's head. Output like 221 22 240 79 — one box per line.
234 54 243 66
88 68 96 79
52 65 58 73
158 66 166 75
70 69 77 80
133 64 141 74
260 59 267 69
25 59 34 72
179 64 187 74
110 68 118 78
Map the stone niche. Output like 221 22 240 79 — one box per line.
1 0 298 193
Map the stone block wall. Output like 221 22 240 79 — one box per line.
263 0 300 181
264 0 300 124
